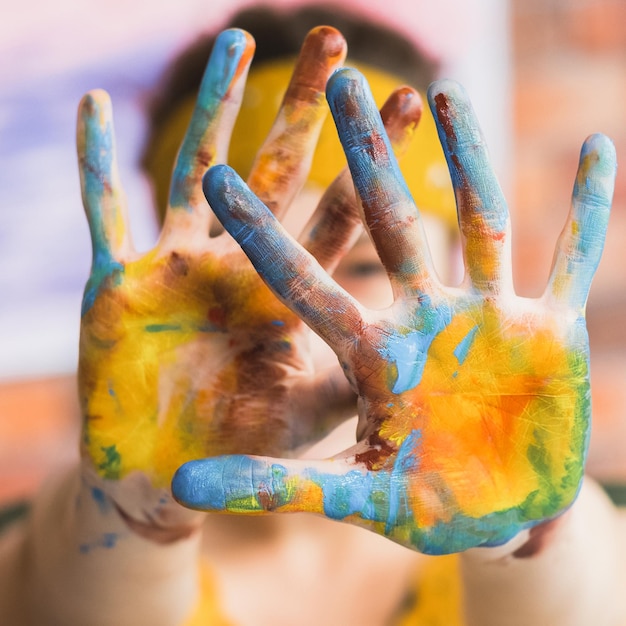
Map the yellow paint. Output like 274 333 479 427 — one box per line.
383 302 585 522
397 555 464 625
182 562 234 626
146 58 456 229
80 248 300 487
457 187 505 289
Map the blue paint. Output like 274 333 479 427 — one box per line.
427 79 508 233
79 532 119 554
326 69 414 213
453 325 478 366
567 136 614 301
271 320 285 326
82 100 114 255
169 29 250 209
81 257 124 316
313 469 375 520
80 102 126 315
379 301 453 394
386 429 421 533
91 487 110 515
382 329 432 394
173 455 261 511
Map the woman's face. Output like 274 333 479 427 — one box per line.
286 184 462 369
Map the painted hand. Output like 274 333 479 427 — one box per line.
77 27 354 491
173 69 617 554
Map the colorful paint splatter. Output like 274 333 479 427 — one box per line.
77 27 350 488
176 70 617 554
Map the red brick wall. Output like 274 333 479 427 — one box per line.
512 0 626 479
512 0 626 297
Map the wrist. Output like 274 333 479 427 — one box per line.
80 461 204 544
23 464 204 625
460 479 626 626
461 513 569 564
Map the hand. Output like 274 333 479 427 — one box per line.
77 27 352 495
173 70 617 554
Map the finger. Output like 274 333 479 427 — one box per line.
77 89 132 265
288 365 357 448
382 86 423 157
172 453 375 521
203 164 364 349
428 79 511 294
171 448 419 549
298 169 361 273
246 26 347 218
161 29 255 244
172 442 525 553
544 133 616 311
301 86 423 274
326 69 436 295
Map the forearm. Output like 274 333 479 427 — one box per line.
460 478 626 626
0 463 203 626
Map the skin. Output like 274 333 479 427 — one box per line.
76 26 352 539
0 29 432 626
76 25 428 538
1 25 624 626
174 69 617 555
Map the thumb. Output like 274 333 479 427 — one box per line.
172 454 377 521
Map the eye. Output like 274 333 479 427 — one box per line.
343 261 386 278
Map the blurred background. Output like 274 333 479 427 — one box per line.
0 0 624 506
511 0 626 484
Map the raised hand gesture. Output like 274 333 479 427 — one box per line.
77 27 353 506
173 69 616 554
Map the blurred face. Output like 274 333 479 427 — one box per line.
146 60 462 371
287 184 461 370
333 213 458 309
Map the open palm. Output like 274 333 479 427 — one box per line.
173 70 616 554
77 27 353 489
77 28 425 495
